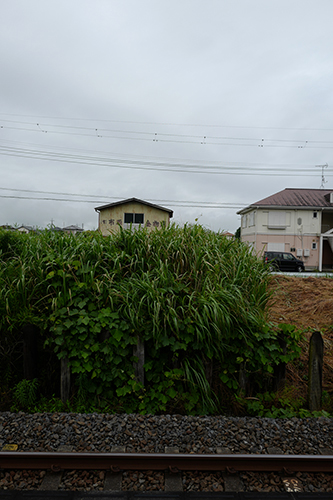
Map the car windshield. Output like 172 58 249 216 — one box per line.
283 253 295 260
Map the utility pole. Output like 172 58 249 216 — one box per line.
316 163 328 189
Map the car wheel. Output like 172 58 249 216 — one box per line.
296 265 303 273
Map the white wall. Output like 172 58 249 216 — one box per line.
241 208 321 236
240 208 322 267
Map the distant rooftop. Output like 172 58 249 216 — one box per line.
238 188 333 214
63 225 84 232
95 197 173 217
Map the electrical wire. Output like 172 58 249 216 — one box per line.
1 122 332 149
2 119 332 144
0 186 247 207
0 144 329 176
1 112 333 132
0 193 246 209
0 137 319 167
0 137 324 169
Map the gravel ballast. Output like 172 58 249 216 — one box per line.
1 412 333 492
0 412 331 454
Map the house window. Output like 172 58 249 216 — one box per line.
241 215 247 229
124 213 144 224
135 213 144 224
268 211 286 229
313 211 318 219
312 242 317 250
248 211 255 227
267 242 285 252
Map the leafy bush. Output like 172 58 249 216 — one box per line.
0 224 301 414
12 378 39 409
237 389 331 418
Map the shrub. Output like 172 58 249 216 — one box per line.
12 378 39 409
0 225 301 414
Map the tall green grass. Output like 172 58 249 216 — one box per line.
0 224 299 414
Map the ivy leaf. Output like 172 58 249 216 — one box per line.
167 387 177 398
113 330 122 342
63 319 73 329
78 316 90 326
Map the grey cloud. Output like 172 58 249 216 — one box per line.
1 0 333 233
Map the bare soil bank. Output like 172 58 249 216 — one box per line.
268 275 333 400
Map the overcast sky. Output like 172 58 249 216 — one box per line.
1 0 333 232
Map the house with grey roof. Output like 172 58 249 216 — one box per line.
17 225 34 233
237 188 333 271
62 224 84 235
95 197 173 235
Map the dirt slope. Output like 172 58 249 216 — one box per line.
268 275 333 330
267 275 333 397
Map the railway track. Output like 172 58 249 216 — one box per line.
2 451 333 472
1 451 333 496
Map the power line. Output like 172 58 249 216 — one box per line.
3 118 333 144
0 186 247 206
2 122 333 149
0 187 247 209
0 137 320 167
0 144 329 176
0 193 246 209
1 112 333 132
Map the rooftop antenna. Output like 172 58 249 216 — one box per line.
316 163 328 188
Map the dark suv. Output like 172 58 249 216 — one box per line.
264 251 305 272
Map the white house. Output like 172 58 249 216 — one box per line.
237 188 333 271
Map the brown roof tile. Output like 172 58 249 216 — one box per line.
253 188 333 208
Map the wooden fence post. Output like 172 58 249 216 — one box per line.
61 357 71 403
205 360 213 387
22 324 39 380
308 331 323 412
239 363 248 394
273 335 287 391
133 336 145 385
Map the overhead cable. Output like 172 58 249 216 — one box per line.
0 194 245 209
1 112 333 132
0 145 329 176
0 186 247 207
1 123 332 149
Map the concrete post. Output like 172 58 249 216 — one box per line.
319 235 323 272
308 331 323 412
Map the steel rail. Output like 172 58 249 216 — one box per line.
0 452 333 473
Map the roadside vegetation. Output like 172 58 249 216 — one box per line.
0 225 316 416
